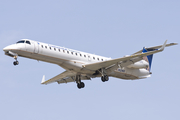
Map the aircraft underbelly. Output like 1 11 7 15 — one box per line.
15 50 64 64
12 50 93 74
59 61 95 74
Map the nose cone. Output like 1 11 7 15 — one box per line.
3 46 10 51
3 44 17 51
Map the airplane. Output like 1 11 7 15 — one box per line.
3 39 177 89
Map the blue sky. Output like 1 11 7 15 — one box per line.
0 0 179 120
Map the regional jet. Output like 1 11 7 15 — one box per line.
3 39 177 89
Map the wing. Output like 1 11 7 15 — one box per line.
83 40 176 71
41 71 91 85
41 71 76 85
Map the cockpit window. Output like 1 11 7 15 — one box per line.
16 40 25 44
26 41 31 45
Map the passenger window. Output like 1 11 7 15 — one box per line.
75 53 77 56
63 50 65 53
67 51 69 54
49 47 51 50
80 54 82 57
93 57 95 60
45 46 47 49
84 55 86 57
41 45 43 48
71 52 73 55
54 48 56 51
59 49 60 52
97 58 99 60
102 59 103 61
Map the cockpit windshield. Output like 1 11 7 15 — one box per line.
26 41 31 45
16 40 25 44
16 40 31 45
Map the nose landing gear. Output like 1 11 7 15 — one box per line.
13 56 19 66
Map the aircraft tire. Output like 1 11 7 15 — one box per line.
101 76 105 82
101 75 109 82
80 82 85 88
77 82 85 89
104 75 109 81
77 83 81 89
13 61 19 66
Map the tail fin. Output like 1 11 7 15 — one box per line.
142 47 155 72
142 40 168 72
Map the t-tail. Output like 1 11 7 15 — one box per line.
142 47 155 72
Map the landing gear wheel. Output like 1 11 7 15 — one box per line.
80 82 85 88
101 75 109 82
77 82 85 89
76 75 85 89
77 83 81 89
101 76 106 82
104 75 109 81
13 61 19 66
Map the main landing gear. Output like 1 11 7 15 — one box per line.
76 75 85 89
13 61 19 66
77 82 85 89
101 75 109 82
13 56 19 66
100 69 109 82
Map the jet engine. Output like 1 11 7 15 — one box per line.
127 60 149 69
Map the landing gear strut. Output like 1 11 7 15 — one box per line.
76 75 85 89
13 56 19 66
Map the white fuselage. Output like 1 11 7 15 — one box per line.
3 39 151 80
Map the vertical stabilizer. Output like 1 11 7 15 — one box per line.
142 47 154 72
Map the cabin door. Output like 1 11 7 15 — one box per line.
34 42 39 54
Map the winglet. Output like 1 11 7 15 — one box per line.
41 75 45 84
159 40 167 51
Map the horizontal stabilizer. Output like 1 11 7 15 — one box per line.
133 41 177 55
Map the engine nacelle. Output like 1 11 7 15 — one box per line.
127 60 149 69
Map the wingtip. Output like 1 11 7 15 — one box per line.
159 40 167 51
41 75 45 84
171 43 178 45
